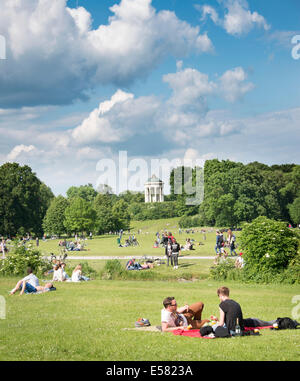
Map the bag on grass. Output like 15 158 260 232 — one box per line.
276 317 299 330
135 318 151 327
214 326 230 338
200 326 214 337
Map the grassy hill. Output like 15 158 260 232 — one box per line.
38 218 231 259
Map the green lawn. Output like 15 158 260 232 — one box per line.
1 278 299 361
37 218 237 258
2 219 299 361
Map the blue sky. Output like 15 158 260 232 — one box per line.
0 0 299 195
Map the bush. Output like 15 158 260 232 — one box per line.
240 216 299 275
100 259 125 280
209 259 243 281
0 241 48 277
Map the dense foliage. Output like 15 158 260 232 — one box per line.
240 216 299 273
198 160 300 226
210 217 300 284
0 163 54 236
128 201 178 221
0 241 48 277
64 197 97 234
43 196 69 236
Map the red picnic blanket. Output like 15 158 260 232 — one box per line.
173 326 273 338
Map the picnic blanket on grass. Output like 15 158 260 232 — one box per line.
173 326 273 338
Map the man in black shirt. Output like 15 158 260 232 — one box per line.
215 286 244 334
215 286 278 335
171 240 181 269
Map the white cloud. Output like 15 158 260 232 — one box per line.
73 66 254 146
199 0 270 36
163 68 216 110
72 90 160 144
200 5 220 24
218 67 254 102
7 144 37 161
0 0 213 108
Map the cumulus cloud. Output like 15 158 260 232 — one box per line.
199 0 270 36
72 90 160 144
0 0 213 108
218 67 255 102
163 68 216 112
73 66 254 146
7 144 37 161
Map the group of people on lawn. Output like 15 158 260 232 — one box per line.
161 286 278 334
9 262 90 295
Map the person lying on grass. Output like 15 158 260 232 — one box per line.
125 258 154 270
214 286 278 334
9 268 54 295
161 296 209 332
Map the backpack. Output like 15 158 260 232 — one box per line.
200 326 214 337
214 326 231 338
276 317 299 330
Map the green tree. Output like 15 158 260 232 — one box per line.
66 184 97 202
43 196 69 236
112 199 131 230
0 162 50 236
39 183 55 220
64 197 96 234
94 193 118 234
288 197 300 225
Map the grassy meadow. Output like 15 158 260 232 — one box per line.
1 218 299 361
37 217 233 259
1 278 299 361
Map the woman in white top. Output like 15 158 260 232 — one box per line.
52 264 63 282
60 263 69 281
71 264 82 282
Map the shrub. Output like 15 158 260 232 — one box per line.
240 216 299 275
209 259 243 281
0 241 48 277
100 260 125 280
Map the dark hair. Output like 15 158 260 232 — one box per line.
217 286 230 297
163 296 175 308
27 267 33 274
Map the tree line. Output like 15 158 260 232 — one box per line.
0 160 299 237
171 160 300 228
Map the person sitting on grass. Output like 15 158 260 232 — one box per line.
214 286 279 334
153 240 159 248
161 297 209 332
73 242 82 251
61 263 70 281
52 264 64 281
71 264 90 282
